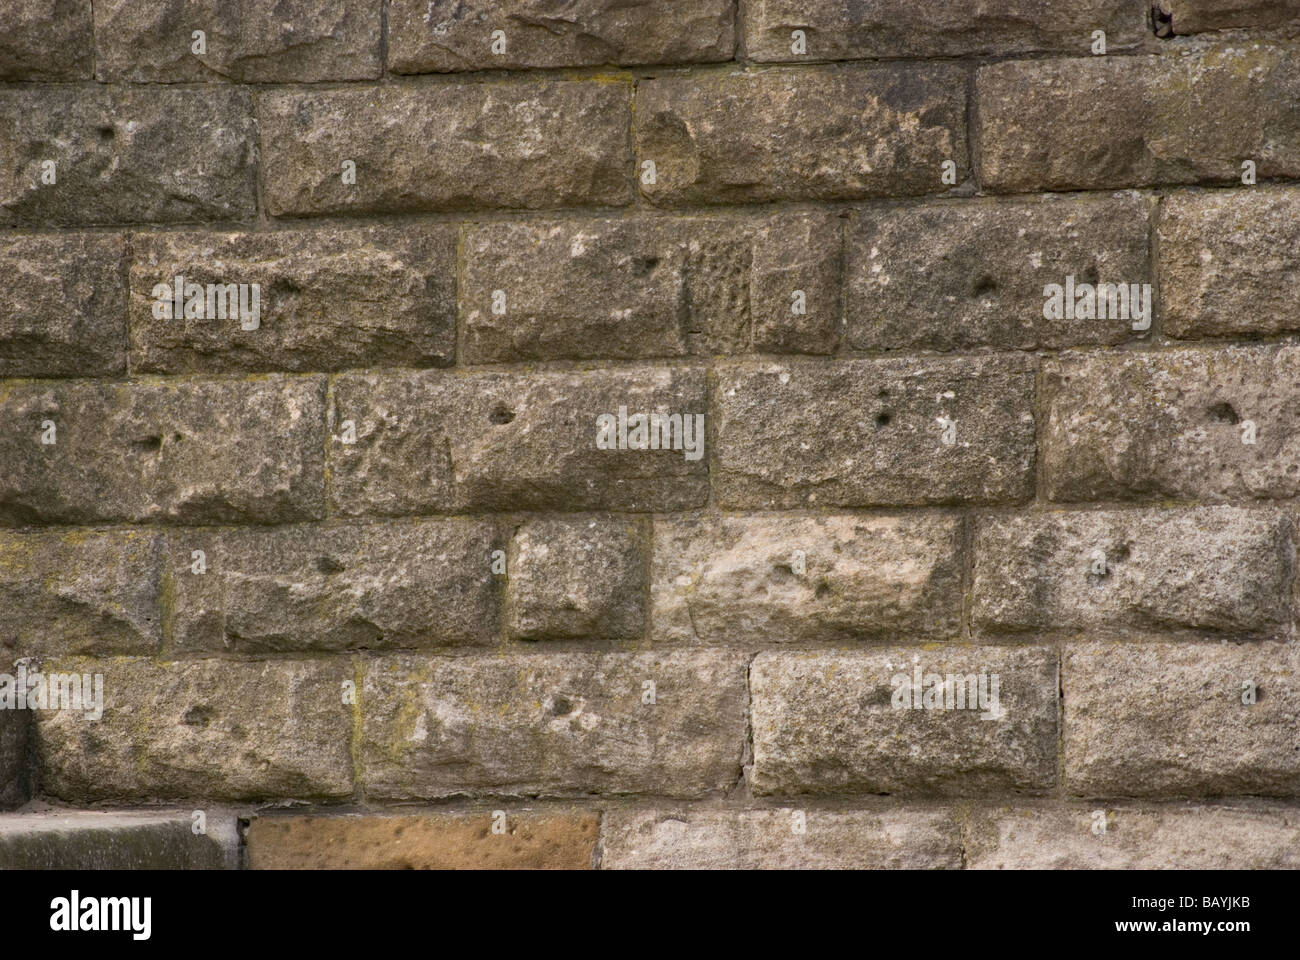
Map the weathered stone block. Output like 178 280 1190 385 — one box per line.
636 65 966 205
0 87 257 225
743 0 1146 60
247 811 598 869
714 355 1037 508
35 657 354 802
0 684 26 809
460 213 841 362
329 367 709 515
751 647 1059 796
847 195 1151 352
94 0 381 82
259 83 632 216
130 226 456 373
972 507 1290 639
601 806 963 868
0 0 94 80
1063 641 1300 797
1042 346 1300 502
0 233 126 378
506 517 647 641
0 529 163 656
1159 188 1300 338
967 803 1300 869
360 651 748 799
0 376 326 525
651 514 963 643
0 810 240 869
978 45 1300 191
1153 0 1300 35
389 0 733 72
168 520 501 653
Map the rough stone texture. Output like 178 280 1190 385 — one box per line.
94 0 382 82
329 367 709 515
651 514 963 643
460 213 842 362
0 87 257 226
0 376 326 526
743 0 1146 60
602 806 963 868
977 45 1300 192
247 811 599 869
0 234 127 378
130 227 457 373
0 529 163 657
714 355 1037 508
0 685 27 809
636 65 966 205
0 809 240 869
972 507 1291 640
389 0 734 73
1063 642 1300 797
1159 188 1300 339
967 803 1300 869
0 0 94 80
847 195 1151 352
506 517 646 641
35 657 354 802
751 648 1059 796
168 520 502 653
1154 0 1300 35
258 83 632 216
1042 346 1300 503
360 651 747 800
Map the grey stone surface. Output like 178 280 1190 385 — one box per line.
0 808 239 869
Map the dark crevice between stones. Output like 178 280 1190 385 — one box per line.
1152 2 1175 38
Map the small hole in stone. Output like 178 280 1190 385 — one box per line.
315 556 345 574
814 582 831 600
132 435 162 453
489 403 515 425
972 275 998 297
97 126 114 140
875 411 892 428
551 696 572 715
1207 402 1239 424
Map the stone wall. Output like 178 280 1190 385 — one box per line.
1 0 1298 869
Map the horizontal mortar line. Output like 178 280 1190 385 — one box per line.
10 175 1300 237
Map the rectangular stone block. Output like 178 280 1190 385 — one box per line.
1042 346 1300 502
743 0 1146 60
130 226 457 373
0 529 163 657
967 803 1300 869
751 647 1059 796
168 520 501 653
248 811 598 869
714 355 1037 508
977 45 1300 192
360 651 748 800
259 83 632 217
636 65 966 206
601 806 963 869
0 810 240 869
461 213 841 362
0 376 326 525
1159 188 1300 339
0 0 94 80
1153 0 1300 35
94 0 381 82
847 195 1151 352
35 657 354 802
389 0 733 73
507 517 647 641
0 233 127 377
0 682 26 808
972 507 1291 640
1063 641 1300 797
0 87 257 225
329 367 708 515
651 514 963 643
